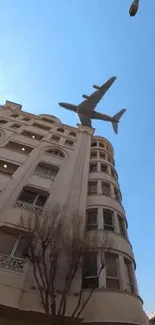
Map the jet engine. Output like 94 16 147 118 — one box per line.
82 94 89 99
93 85 100 90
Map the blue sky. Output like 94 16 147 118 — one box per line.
0 0 155 313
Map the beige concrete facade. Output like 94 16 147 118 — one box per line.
148 313 155 325
0 101 149 325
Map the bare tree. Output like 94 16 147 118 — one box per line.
21 205 111 324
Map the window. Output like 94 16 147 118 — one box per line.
86 209 98 230
107 155 112 164
105 253 120 290
57 128 64 133
99 142 104 148
83 252 98 288
101 182 110 196
90 151 97 159
101 163 107 173
65 139 74 146
88 181 97 195
69 131 76 137
51 135 60 142
106 145 112 154
114 187 121 202
124 259 134 293
0 229 30 259
45 149 64 158
0 119 7 124
89 163 97 173
34 163 59 179
0 160 19 176
22 117 30 122
118 214 126 238
18 187 48 207
33 122 51 131
103 210 114 231
111 168 117 180
5 141 33 154
99 151 106 160
11 114 19 118
91 142 97 147
11 123 21 129
21 130 43 140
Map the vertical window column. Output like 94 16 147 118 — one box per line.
118 255 127 290
105 153 108 161
130 263 139 295
107 165 111 175
110 184 115 198
97 162 100 172
98 180 102 195
98 250 106 289
98 207 104 230
113 211 120 233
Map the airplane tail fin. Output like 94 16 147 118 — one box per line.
112 109 126 134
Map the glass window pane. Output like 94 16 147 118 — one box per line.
106 278 120 290
88 182 97 194
36 194 47 207
87 210 97 224
102 183 110 195
0 231 17 255
104 210 113 225
83 277 98 289
49 168 58 177
90 164 97 172
105 253 118 277
118 215 126 237
101 164 107 172
19 190 36 204
36 165 49 175
14 236 31 258
99 152 105 159
84 253 97 277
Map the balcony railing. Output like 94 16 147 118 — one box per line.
14 200 43 213
0 254 25 273
33 170 55 180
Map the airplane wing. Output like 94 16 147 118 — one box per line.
78 113 92 127
79 76 117 113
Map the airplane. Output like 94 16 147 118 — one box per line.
59 77 126 134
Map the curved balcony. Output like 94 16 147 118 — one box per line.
85 230 134 261
88 171 119 188
87 195 125 216
82 290 147 325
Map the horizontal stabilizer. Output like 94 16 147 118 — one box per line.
82 94 89 99
93 85 100 90
112 109 126 134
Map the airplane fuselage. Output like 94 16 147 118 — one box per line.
58 76 126 134
59 102 117 122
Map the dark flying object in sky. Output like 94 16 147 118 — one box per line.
129 0 139 17
59 77 126 134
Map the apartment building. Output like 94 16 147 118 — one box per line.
0 100 149 325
